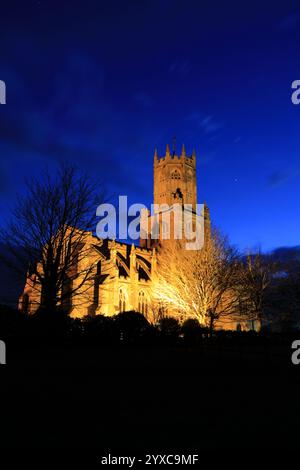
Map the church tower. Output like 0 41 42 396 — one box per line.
153 143 197 210
140 143 209 248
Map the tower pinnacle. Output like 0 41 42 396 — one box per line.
181 143 186 157
166 143 171 157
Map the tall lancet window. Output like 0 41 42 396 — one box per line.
138 291 148 316
119 288 126 313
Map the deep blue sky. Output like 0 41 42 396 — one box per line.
0 0 299 252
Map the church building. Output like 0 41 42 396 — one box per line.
19 144 250 330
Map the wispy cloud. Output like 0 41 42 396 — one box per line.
186 113 224 135
200 115 223 134
267 171 289 188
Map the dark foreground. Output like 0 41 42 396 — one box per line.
0 336 299 463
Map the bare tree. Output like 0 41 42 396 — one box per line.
0 163 106 315
238 253 274 328
152 230 242 334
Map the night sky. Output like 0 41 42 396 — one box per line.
0 0 299 252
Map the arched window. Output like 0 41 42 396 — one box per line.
161 221 170 239
171 170 181 180
119 288 127 313
152 220 159 239
185 220 194 238
138 291 148 316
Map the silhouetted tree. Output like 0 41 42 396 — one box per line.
264 271 300 331
0 163 106 315
238 253 274 327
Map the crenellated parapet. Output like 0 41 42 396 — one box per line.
154 144 196 168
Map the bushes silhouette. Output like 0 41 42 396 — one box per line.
0 304 27 339
28 306 72 339
181 318 204 345
158 317 181 343
0 305 294 360
114 311 154 344
82 315 118 344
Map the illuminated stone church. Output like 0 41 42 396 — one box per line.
20 144 210 322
